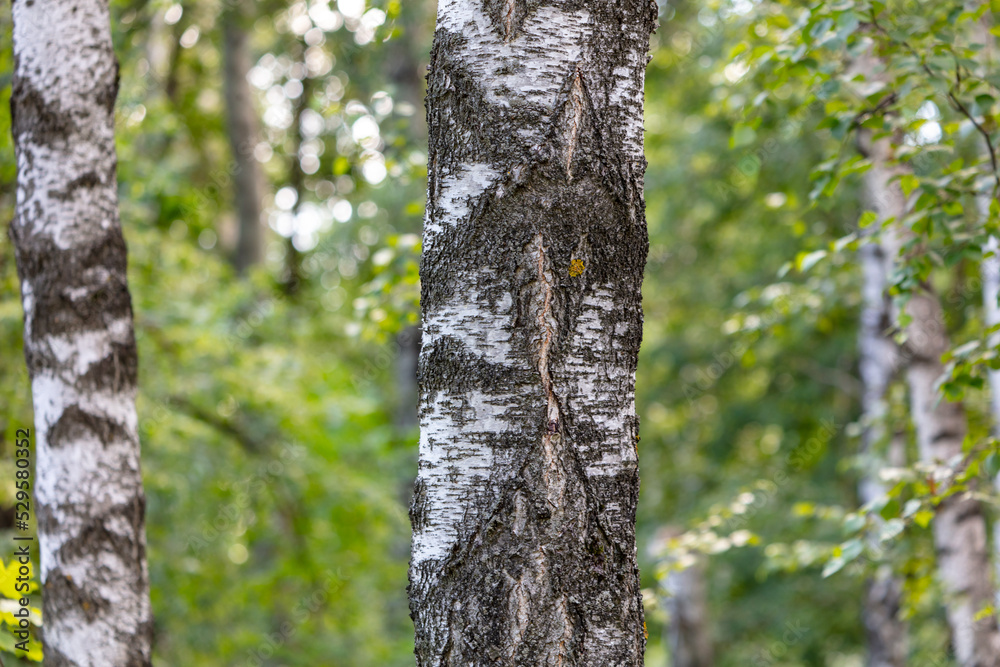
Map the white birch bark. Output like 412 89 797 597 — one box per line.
978 191 1000 594
862 132 1000 667
857 223 908 667
410 1 657 664
970 11 1000 598
10 1 154 664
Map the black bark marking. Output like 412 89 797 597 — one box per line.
47 404 131 448
78 341 138 392
43 571 110 623
10 75 74 145
12 231 134 345
50 170 104 201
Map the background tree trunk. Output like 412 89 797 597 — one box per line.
978 194 1000 598
223 0 266 274
664 559 713 667
409 1 657 664
971 14 1000 601
862 133 1000 667
856 223 908 667
9 0 154 664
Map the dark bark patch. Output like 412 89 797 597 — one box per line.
10 75 73 145
47 404 132 449
43 569 111 623
13 231 134 345
78 340 139 392
49 170 104 201
56 502 147 570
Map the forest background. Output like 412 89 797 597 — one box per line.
2 0 999 665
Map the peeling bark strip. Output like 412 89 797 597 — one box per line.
410 1 656 665
861 134 1000 667
10 1 154 665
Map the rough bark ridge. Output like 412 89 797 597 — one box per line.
862 133 1000 667
856 221 908 667
410 1 657 665
223 0 266 274
9 1 154 664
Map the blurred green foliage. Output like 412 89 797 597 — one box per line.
1 0 1000 665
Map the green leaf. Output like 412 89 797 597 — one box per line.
731 124 757 148
840 538 864 562
985 452 1000 479
843 513 865 533
796 250 827 272
900 174 920 197
822 556 846 578
879 518 905 541
879 498 900 521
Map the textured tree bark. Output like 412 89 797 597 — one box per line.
9 1 154 665
664 560 712 667
856 221 908 667
223 0 266 274
409 1 657 665
862 133 1000 667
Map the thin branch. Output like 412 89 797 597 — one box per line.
869 9 1000 197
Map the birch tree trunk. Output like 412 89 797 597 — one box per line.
409 1 657 664
223 0 266 274
971 13 1000 597
10 1 154 664
862 133 1000 667
978 194 1000 593
856 226 907 667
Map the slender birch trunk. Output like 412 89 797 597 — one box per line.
979 193 1000 593
9 1 154 664
970 11 1000 598
409 1 657 664
857 226 908 667
223 0 266 274
862 132 1000 667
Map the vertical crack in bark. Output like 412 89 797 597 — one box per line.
564 67 585 181
503 0 517 41
530 234 574 664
